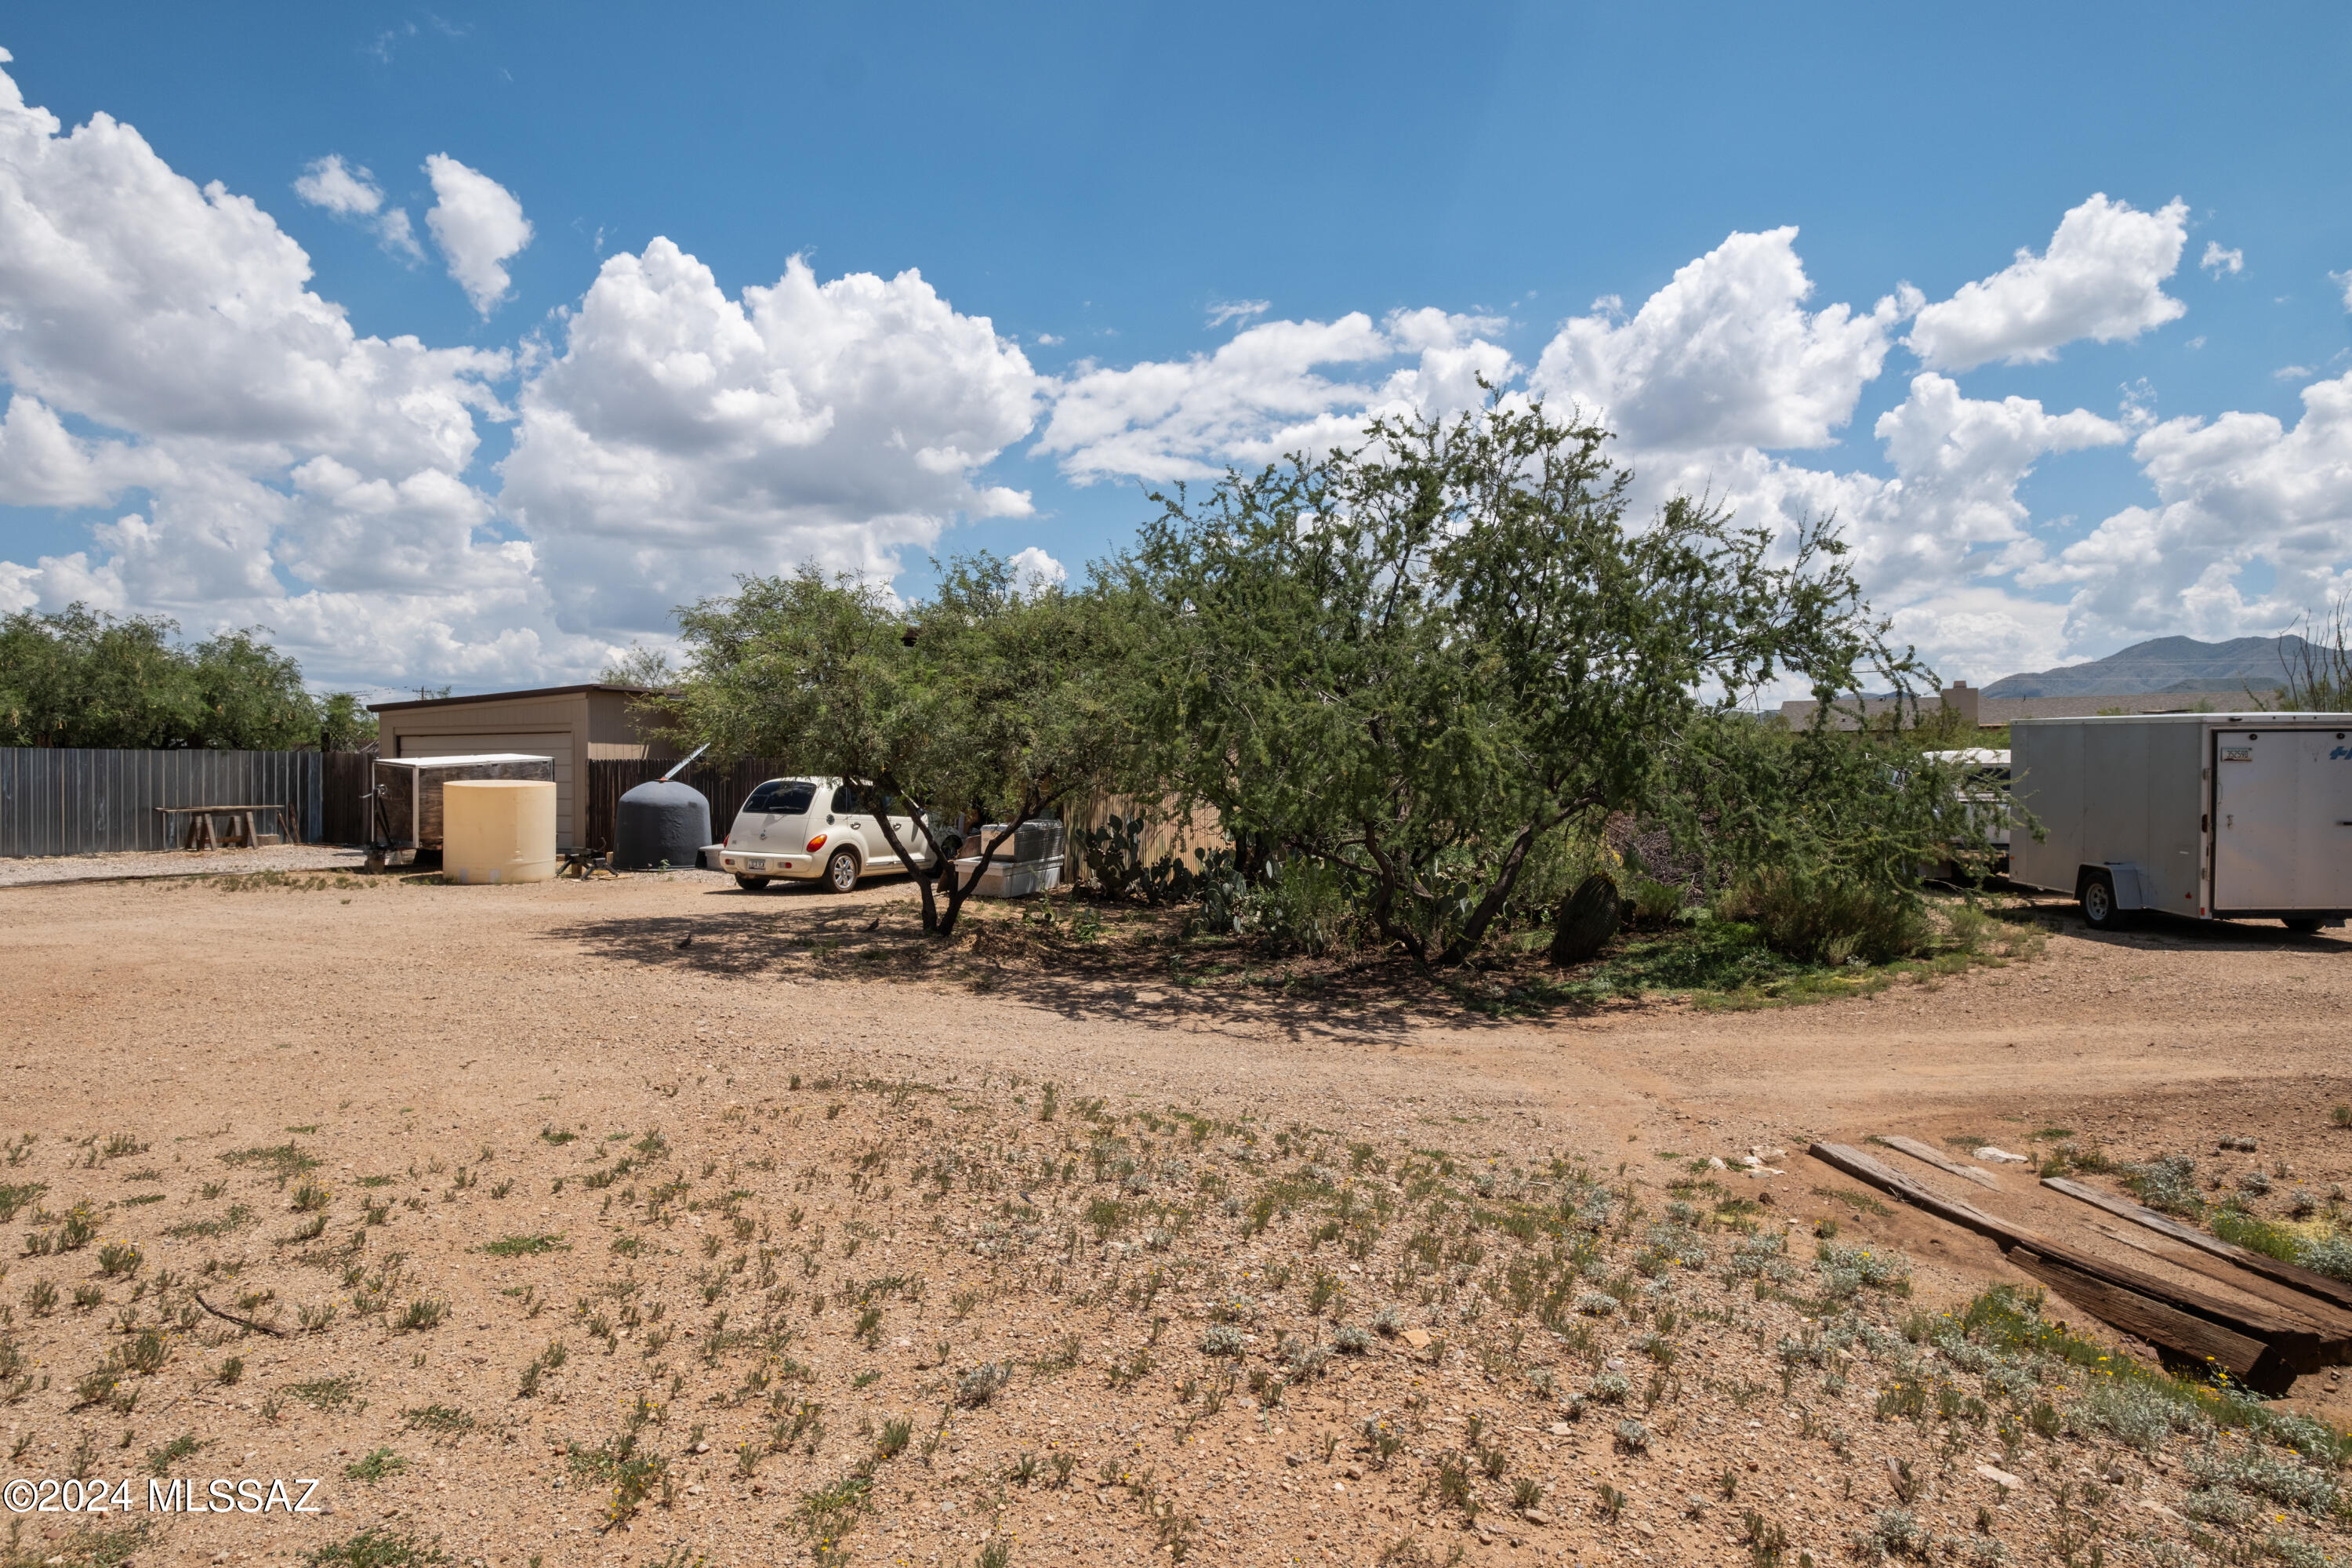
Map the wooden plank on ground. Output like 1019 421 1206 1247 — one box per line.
1809 1142 2343 1373
2009 1247 2292 1394
1880 1134 2001 1189
2042 1176 2352 1317
1810 1142 2035 1246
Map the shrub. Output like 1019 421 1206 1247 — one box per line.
1728 866 1928 966
1201 1324 1245 1358
1243 858 1362 956
2121 1154 2202 1217
2066 1377 2212 1454
955 1362 1011 1407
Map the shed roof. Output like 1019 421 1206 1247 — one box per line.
369 682 671 714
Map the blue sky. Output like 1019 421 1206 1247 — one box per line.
2 3 2348 694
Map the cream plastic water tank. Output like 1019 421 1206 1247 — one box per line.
441 779 557 884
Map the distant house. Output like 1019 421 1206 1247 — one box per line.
1775 680 2280 729
368 684 681 850
1777 681 1984 730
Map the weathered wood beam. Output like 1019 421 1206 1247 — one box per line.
1808 1142 2343 1374
2007 1248 2292 1394
1880 1134 2001 1190
2042 1176 2352 1317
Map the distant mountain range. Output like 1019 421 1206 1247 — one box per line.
1982 636 2307 698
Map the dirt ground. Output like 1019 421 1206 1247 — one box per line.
3 865 2350 1568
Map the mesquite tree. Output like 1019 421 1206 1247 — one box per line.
1118 399 1923 967
669 554 1129 937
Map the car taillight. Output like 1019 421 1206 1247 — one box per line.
806 833 827 854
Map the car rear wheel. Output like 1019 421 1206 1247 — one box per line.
734 874 771 891
825 848 858 893
2079 870 2126 931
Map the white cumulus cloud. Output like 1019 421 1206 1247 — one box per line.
2024 372 2352 651
1905 194 2189 371
1036 307 1511 484
498 239 1041 635
1006 546 1067 591
1529 227 1915 453
2200 241 2244 277
292 154 380 216
423 154 532 316
293 154 425 263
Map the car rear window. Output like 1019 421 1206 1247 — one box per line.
743 779 816 815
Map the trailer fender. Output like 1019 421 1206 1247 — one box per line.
2094 862 2151 910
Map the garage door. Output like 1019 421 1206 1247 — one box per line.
399 733 575 848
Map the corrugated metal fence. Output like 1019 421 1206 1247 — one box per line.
0 749 328 858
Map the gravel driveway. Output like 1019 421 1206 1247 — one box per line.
0 841 369 887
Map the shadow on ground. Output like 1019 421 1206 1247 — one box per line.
537 883 1518 1046
2010 893 2352 955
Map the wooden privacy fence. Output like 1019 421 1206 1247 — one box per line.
0 748 328 858
584 757 789 853
321 750 379 846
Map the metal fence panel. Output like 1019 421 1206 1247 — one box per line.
0 749 328 858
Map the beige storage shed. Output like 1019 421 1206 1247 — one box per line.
369 684 681 851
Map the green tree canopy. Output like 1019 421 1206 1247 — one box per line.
669 554 1133 935
1117 399 1940 967
0 604 371 750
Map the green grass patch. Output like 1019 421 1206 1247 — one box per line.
302 1529 449 1568
356 1174 394 1188
1811 1185 1892 1217
796 1472 873 1538
2212 1208 2352 1284
1551 920 1894 1011
343 1448 406 1483
220 1142 319 1181
481 1232 568 1257
162 1203 253 1240
0 1181 47 1222
143 1432 205 1475
1956 1284 2352 1462
401 1404 475 1439
6 1519 149 1568
284 1375 365 1413
119 1193 165 1207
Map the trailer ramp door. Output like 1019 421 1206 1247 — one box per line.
2213 728 2352 910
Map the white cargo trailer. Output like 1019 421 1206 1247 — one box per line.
2009 713 2352 931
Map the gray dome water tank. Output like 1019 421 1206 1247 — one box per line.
615 779 710 871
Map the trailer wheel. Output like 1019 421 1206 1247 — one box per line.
2283 916 2325 935
2078 869 2127 931
734 875 771 891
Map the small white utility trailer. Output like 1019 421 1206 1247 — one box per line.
2009 713 2352 931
